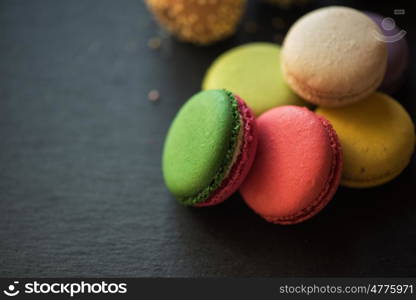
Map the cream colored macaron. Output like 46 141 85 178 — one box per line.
282 6 388 107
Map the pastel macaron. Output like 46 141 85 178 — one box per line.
202 43 306 116
365 12 409 94
162 90 257 206
316 92 415 188
282 6 387 107
240 106 343 224
145 0 246 45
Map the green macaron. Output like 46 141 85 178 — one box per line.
162 89 257 206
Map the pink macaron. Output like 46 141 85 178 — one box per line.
240 106 343 224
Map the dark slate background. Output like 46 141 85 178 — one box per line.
0 0 415 277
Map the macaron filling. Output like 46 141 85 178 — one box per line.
265 115 342 224
178 91 242 206
222 114 244 181
283 65 384 104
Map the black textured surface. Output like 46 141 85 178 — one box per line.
0 0 415 277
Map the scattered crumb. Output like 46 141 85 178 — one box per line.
148 90 160 102
148 37 162 50
272 17 285 30
244 21 257 33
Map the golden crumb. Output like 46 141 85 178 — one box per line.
147 37 162 49
148 89 160 102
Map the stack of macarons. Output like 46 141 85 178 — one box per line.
280 6 414 188
162 6 415 225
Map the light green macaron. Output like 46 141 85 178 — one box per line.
162 89 258 207
202 42 307 116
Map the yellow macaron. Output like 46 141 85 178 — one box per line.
316 92 415 188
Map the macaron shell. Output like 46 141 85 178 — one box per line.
196 95 257 207
240 106 342 224
316 92 415 188
162 90 238 201
365 12 409 94
203 43 306 116
282 6 387 107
